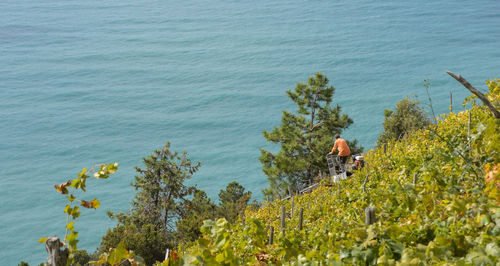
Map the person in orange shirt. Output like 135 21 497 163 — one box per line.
328 133 351 167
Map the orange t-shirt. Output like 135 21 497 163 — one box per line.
331 138 350 156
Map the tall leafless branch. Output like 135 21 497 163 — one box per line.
446 70 500 119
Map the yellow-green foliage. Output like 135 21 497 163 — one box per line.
164 81 499 265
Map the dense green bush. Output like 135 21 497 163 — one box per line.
71 249 99 266
175 189 217 245
99 224 171 266
377 96 431 146
217 181 252 223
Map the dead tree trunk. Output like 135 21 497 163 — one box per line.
446 70 500 119
45 237 68 266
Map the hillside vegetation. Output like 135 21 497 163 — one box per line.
167 79 500 265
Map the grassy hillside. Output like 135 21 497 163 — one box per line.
166 80 500 265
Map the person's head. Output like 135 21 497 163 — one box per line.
334 133 340 139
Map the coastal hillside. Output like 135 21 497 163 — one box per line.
170 80 500 265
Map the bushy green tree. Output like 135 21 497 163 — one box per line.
99 223 170 266
217 181 252 223
100 142 200 265
71 249 99 266
176 189 217 244
129 142 200 231
377 96 431 146
260 72 362 197
98 144 257 263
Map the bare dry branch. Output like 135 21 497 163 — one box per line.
446 70 500 119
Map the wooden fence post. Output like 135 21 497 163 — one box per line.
450 91 453 112
468 111 471 148
365 206 376 225
362 175 369 193
165 249 170 261
291 196 294 218
383 143 387 154
281 205 286 234
299 208 304 231
269 226 274 245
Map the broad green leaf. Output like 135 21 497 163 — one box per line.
66 231 79 250
72 206 80 219
66 194 76 202
78 168 88 178
485 242 500 257
64 205 71 214
108 242 128 265
66 221 75 231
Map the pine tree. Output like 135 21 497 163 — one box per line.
101 142 200 265
176 189 217 244
130 142 200 232
260 73 362 198
217 181 252 223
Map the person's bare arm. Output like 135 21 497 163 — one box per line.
329 141 338 155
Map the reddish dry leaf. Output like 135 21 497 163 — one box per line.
54 180 71 194
81 198 99 209
170 251 179 260
255 252 269 262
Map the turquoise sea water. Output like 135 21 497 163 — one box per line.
1 0 499 264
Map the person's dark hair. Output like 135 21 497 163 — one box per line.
334 133 340 139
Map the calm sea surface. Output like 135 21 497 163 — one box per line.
1 0 499 264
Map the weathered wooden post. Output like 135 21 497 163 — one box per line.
45 236 68 266
450 92 453 112
269 226 274 245
383 143 387 154
165 249 170 261
362 175 369 193
291 196 294 218
413 173 418 185
281 205 286 234
468 111 471 148
299 208 304 230
365 206 376 225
